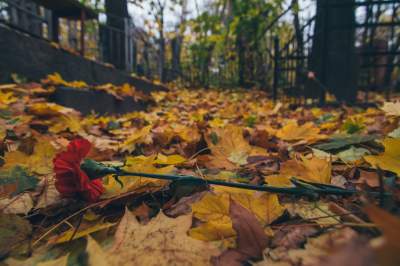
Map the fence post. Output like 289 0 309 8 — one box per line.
124 18 129 72
273 36 280 102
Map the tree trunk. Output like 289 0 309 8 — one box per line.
309 0 358 103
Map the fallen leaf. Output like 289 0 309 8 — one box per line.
37 255 69 266
381 101 400 116
0 213 32 258
276 121 326 143
86 236 109 266
119 125 153 153
285 201 339 226
102 154 174 198
265 156 331 187
314 134 377 151
0 193 33 214
49 221 115 244
204 125 267 170
3 139 56 175
271 225 318 249
212 199 269 266
106 211 220 266
364 138 400 175
189 188 284 241
287 228 358 265
336 146 370 163
365 205 400 266
0 166 39 196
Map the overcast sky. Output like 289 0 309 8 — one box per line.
127 0 315 30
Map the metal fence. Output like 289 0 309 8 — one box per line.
0 0 138 73
271 0 400 103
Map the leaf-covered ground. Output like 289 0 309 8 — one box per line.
0 77 400 266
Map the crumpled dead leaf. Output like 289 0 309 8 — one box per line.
212 199 269 266
105 210 220 266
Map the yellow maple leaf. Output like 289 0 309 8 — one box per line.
364 138 400 175
154 153 186 165
3 139 57 175
204 125 267 170
189 187 284 241
119 125 153 153
28 102 77 117
49 115 82 134
44 73 88 88
265 156 331 187
102 154 174 198
276 121 326 142
0 91 17 107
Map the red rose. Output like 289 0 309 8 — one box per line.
54 138 104 202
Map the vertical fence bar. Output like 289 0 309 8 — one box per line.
273 36 280 102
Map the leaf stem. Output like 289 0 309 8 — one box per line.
116 170 355 197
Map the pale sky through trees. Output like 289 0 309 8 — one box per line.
128 0 315 31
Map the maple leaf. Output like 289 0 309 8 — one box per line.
0 91 17 108
204 125 267 170
102 154 175 198
2 139 57 175
276 121 326 142
364 138 400 175
119 125 153 153
28 102 78 117
189 187 284 241
381 101 400 116
103 210 220 266
265 156 331 187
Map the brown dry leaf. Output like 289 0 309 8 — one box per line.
212 199 269 266
276 121 326 143
354 169 380 188
319 238 376 266
34 178 61 209
0 193 33 215
287 228 358 265
365 205 400 266
271 225 318 249
106 210 220 266
265 156 331 187
285 201 339 226
204 125 267 170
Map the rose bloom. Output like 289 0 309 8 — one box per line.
53 138 104 202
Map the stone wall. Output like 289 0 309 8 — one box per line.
0 25 164 93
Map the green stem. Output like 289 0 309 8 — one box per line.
81 159 387 197
116 169 353 197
